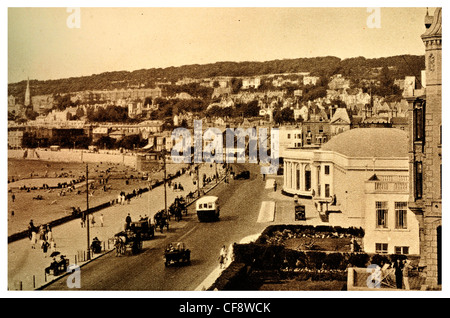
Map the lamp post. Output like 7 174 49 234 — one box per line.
85 163 90 260
162 147 168 218
196 164 201 198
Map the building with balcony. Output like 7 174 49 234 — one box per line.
363 174 419 255
302 119 330 146
282 128 418 254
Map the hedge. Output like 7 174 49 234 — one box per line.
232 243 371 271
208 262 249 290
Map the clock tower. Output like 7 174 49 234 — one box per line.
406 7 442 289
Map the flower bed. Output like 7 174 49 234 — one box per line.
256 225 364 245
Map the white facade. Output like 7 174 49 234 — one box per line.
364 176 419 254
279 126 303 157
282 128 419 256
8 130 23 148
303 76 320 86
241 77 261 89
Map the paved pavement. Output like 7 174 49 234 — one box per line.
7 163 223 291
8 168 326 291
263 178 326 226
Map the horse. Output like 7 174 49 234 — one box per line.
114 235 127 256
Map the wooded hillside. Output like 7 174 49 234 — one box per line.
8 55 424 97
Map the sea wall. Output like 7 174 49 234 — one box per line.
8 149 137 168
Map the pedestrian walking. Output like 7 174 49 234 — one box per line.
89 214 95 227
393 259 403 289
46 225 53 242
219 245 227 269
28 219 35 240
403 259 413 290
125 213 132 230
81 211 86 228
100 214 104 227
11 193 15 202
42 240 50 257
49 238 56 252
38 225 46 250
30 229 37 249
273 180 277 192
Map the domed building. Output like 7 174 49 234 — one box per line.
282 128 419 255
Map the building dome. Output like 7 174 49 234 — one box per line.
321 128 408 158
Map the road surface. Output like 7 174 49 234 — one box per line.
43 163 269 290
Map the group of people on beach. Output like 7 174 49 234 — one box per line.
28 220 55 257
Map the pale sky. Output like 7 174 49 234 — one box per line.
8 6 432 83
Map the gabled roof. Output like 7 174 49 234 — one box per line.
330 108 350 125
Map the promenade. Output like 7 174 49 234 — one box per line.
8 159 328 291
8 163 224 291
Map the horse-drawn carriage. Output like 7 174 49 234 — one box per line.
168 197 188 221
130 217 155 240
164 242 191 267
154 210 170 233
113 229 142 256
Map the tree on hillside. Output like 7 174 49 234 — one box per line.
95 136 116 149
240 100 260 117
230 78 242 94
273 107 295 125
371 66 402 98
302 86 327 102
24 107 38 120
116 134 145 150
87 105 128 122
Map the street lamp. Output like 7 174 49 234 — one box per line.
195 164 201 198
161 147 168 218
85 163 90 260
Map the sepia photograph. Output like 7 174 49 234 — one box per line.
4 1 445 301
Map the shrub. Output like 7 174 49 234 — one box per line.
306 251 327 269
370 254 390 267
348 253 370 268
324 253 345 270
